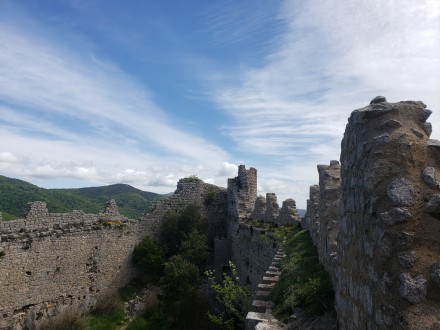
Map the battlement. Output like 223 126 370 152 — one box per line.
306 97 440 329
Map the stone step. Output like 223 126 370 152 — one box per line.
252 300 275 313
266 270 281 276
262 276 279 284
258 283 276 290
255 290 271 300
245 312 280 330
255 321 285 330
268 266 279 272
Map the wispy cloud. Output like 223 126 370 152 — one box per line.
199 0 284 49
0 16 234 191
206 0 440 206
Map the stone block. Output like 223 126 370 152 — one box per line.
431 263 440 287
399 273 427 304
422 167 438 189
387 179 414 206
380 208 411 225
426 195 440 213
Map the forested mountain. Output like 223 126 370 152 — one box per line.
0 175 166 220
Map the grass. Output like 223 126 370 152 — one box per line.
271 229 334 321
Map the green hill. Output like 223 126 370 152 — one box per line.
0 175 166 220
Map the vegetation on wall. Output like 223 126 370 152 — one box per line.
179 175 200 183
205 262 250 330
271 228 334 321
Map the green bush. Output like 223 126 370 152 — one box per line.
132 236 165 282
179 175 200 183
204 188 218 205
205 262 250 330
180 229 210 266
160 204 205 256
160 255 199 303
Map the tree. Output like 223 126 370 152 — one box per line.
160 255 199 321
180 229 210 266
205 262 250 330
132 236 165 282
160 204 206 256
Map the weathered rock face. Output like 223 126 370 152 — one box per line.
333 98 440 328
303 185 320 245
251 195 266 222
228 165 258 220
276 198 300 226
305 97 440 329
316 161 341 273
263 193 279 223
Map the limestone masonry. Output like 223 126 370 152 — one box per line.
0 168 299 329
306 97 440 329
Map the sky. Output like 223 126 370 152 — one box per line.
0 0 439 209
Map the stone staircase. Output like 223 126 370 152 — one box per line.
245 248 286 330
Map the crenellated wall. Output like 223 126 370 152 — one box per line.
0 179 227 330
316 160 341 273
306 97 440 329
221 166 300 295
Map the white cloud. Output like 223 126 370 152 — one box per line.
0 23 229 164
0 13 239 194
206 0 440 208
218 161 238 177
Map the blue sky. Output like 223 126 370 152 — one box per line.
0 0 439 208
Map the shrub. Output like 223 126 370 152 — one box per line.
205 262 250 330
160 204 205 256
179 175 200 183
271 230 334 321
132 236 165 282
160 255 199 303
204 188 218 205
37 309 88 330
180 229 210 266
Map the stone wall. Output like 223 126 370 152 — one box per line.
227 165 258 221
316 161 341 273
306 97 440 329
277 198 300 226
231 223 278 292
0 179 228 330
0 201 141 330
251 193 300 226
303 185 320 245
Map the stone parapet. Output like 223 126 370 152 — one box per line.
306 97 440 329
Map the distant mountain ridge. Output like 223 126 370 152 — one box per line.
0 175 165 220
